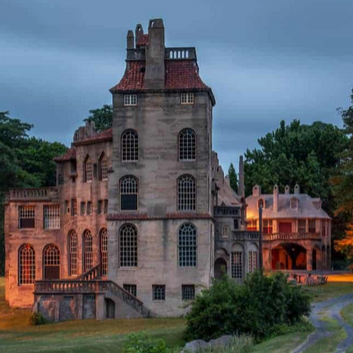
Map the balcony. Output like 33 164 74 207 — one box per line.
165 47 197 60
6 187 59 202
216 230 259 242
263 232 321 241
214 206 240 217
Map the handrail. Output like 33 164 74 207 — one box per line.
263 232 321 241
76 264 101 281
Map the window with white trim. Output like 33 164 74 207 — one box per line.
120 224 138 267
18 206 35 229
177 175 196 211
121 130 138 162
43 205 60 229
68 230 78 276
178 223 197 267
179 129 196 161
120 176 138 211
19 244 35 285
231 252 243 280
123 284 137 297
153 285 166 301
181 93 194 105
83 230 93 272
124 94 137 106
182 285 195 300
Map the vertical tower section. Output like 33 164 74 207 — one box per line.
108 19 216 316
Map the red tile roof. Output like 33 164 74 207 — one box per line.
110 60 210 92
136 34 149 47
73 128 113 146
53 147 76 162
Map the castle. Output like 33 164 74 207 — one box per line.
4 19 259 320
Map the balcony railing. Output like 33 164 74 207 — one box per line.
216 230 259 242
214 206 240 217
263 232 321 241
165 47 197 60
6 188 59 202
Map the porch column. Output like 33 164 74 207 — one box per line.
307 247 313 271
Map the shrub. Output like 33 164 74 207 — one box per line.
195 336 253 353
123 332 170 353
28 312 46 326
185 271 311 341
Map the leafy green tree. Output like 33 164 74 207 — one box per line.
84 104 113 132
228 163 238 193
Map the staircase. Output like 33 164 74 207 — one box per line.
33 264 150 321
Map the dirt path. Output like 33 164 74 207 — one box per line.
290 293 353 353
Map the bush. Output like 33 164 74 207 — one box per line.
123 332 170 353
185 271 311 342
28 312 46 326
195 336 253 353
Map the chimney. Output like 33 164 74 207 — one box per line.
273 185 279 213
252 185 261 197
127 30 134 50
135 24 143 45
294 184 300 194
285 185 290 194
145 19 165 89
239 155 245 198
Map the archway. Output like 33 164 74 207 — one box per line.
271 243 307 270
214 258 227 279
105 298 115 319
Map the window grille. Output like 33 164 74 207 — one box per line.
177 175 196 211
263 220 273 234
86 201 92 215
123 284 137 297
68 231 78 276
19 244 35 285
152 285 166 301
99 153 108 180
18 206 35 229
43 244 60 279
43 205 60 229
85 156 93 182
231 252 243 280
248 251 258 273
83 230 93 272
179 129 196 161
178 223 197 267
181 93 194 105
124 94 137 106
121 130 138 161
298 220 306 234
100 228 108 277
80 202 86 216
120 176 138 210
309 220 316 233
120 224 137 267
182 285 195 300
71 198 77 216
222 225 230 238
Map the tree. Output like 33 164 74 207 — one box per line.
244 120 348 215
333 89 353 261
84 104 113 132
228 163 238 193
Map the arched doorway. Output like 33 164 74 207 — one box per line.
105 298 115 319
214 258 227 279
271 243 307 270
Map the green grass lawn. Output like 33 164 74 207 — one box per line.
341 304 353 353
1 278 352 353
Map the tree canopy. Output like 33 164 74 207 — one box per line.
84 104 113 133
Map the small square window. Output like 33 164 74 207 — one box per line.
71 198 77 216
181 93 194 105
18 206 35 229
87 201 92 215
182 285 195 301
124 94 137 106
97 200 103 215
152 285 166 301
123 284 137 297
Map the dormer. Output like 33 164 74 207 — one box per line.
290 197 299 210
252 185 261 197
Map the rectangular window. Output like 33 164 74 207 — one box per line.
309 220 316 233
43 205 60 229
231 252 243 280
97 200 103 215
18 206 35 229
263 220 273 234
58 173 64 185
71 198 77 216
247 220 257 231
182 285 195 301
65 200 70 214
124 94 137 106
298 220 306 234
248 251 258 273
80 202 86 216
153 285 166 301
123 284 137 297
234 219 239 230
181 93 194 105
87 201 92 215
104 199 108 214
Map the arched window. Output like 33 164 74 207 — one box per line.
120 175 138 210
178 223 197 267
68 230 78 276
120 224 137 267
231 244 244 280
84 155 93 182
179 129 196 161
100 228 108 277
121 130 138 161
98 153 108 181
43 244 60 279
177 175 196 211
222 225 230 238
83 230 93 272
19 244 35 285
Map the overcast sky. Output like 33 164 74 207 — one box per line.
1 0 352 171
